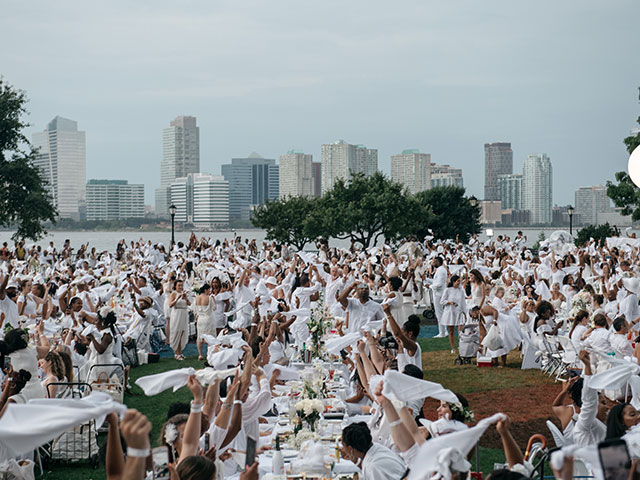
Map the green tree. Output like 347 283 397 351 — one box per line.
251 195 322 250
0 79 56 240
322 172 429 248
575 223 620 247
532 231 546 250
413 186 480 242
606 87 640 220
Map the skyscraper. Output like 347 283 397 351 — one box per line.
278 150 313 199
221 153 279 220
484 143 513 200
575 185 612 226
311 162 322 198
522 154 553 225
497 174 523 210
170 173 229 227
430 164 464 188
391 149 431 194
320 140 378 193
155 116 200 218
86 180 144 221
32 116 87 220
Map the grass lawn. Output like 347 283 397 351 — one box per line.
39 338 560 479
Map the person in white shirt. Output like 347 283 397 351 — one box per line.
338 282 384 333
610 317 635 358
429 257 448 338
340 422 406 480
581 314 613 353
0 274 20 338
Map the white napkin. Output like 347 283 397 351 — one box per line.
0 392 127 462
325 332 361 354
135 367 237 395
408 413 506 480
264 364 300 381
207 348 243 370
382 369 458 404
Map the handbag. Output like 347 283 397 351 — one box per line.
91 371 124 403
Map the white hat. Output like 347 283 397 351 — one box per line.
265 276 278 286
623 277 640 295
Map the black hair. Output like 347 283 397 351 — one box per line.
167 402 190 419
341 422 372 454
450 392 470 423
199 283 211 294
606 403 632 439
403 364 424 380
2 329 28 354
389 277 403 291
613 317 627 332
486 469 529 480
74 341 88 356
12 369 33 393
403 316 421 338
99 310 118 335
569 378 584 408
448 275 460 288
535 300 554 318
177 455 216 480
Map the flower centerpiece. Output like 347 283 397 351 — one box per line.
569 289 592 319
307 292 330 359
294 398 324 434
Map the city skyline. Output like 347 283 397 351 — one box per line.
2 1 638 206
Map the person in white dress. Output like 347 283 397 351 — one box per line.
440 275 467 353
194 284 216 361
167 280 190 361
83 309 124 382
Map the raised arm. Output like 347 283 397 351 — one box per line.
178 376 204 464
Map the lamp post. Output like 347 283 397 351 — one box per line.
567 205 575 236
469 196 478 207
169 204 177 248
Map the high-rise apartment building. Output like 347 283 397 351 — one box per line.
484 142 513 200
278 150 313 199
155 116 200 218
32 116 86 220
170 173 229 227
86 180 144 221
575 185 612 226
311 162 322 198
430 164 464 188
221 153 279 220
391 149 431 194
320 140 377 193
522 154 553 225
497 174 523 210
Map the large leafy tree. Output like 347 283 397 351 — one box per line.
575 223 620 247
606 87 640 220
0 79 56 240
414 186 481 242
322 172 429 248
251 195 322 250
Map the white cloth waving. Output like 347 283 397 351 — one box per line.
135 367 237 396
0 392 127 462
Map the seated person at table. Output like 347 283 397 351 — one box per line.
340 422 406 480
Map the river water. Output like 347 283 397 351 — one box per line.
1 227 636 251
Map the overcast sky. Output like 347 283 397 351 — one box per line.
2 1 639 205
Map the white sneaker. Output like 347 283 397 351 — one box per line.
434 333 446 338
450 349 457 354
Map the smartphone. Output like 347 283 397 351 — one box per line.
203 432 210 452
3 357 10 371
245 435 257 468
598 438 631 480
152 446 170 480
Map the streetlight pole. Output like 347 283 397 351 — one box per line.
567 205 574 236
169 204 177 248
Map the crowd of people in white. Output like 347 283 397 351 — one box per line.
2 230 640 479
